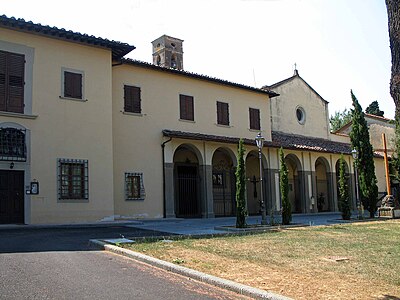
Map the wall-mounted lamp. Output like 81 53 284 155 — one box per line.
10 162 14 169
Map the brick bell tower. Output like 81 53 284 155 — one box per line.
152 35 184 70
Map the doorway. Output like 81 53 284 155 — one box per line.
0 170 24 224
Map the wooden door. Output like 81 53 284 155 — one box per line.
0 170 24 224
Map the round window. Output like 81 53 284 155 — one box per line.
296 107 306 124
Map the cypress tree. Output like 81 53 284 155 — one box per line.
338 154 351 220
349 90 378 218
279 147 291 225
235 139 247 228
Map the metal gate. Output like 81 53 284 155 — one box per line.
213 170 236 217
0 170 24 224
175 165 200 218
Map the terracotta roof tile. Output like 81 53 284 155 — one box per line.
0 15 135 59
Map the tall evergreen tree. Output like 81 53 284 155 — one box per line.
386 1 400 180
235 139 247 228
349 91 378 218
365 100 384 117
279 148 291 225
338 154 351 220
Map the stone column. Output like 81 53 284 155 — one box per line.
164 162 175 218
329 172 338 212
200 164 214 218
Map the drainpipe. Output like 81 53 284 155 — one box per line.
161 137 172 218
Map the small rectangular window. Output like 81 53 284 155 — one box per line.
125 172 145 200
217 101 229 126
64 71 83 99
249 108 260 130
179 94 194 121
58 159 88 200
124 85 141 114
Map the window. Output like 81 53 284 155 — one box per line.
296 106 306 124
216 101 229 126
0 50 25 113
125 172 145 200
0 127 26 161
58 159 88 200
249 108 260 130
179 94 194 121
63 70 83 99
124 85 141 114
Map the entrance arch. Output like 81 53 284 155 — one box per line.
245 150 268 215
212 147 236 217
315 157 331 212
173 144 201 218
285 154 302 213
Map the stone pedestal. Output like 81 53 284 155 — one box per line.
377 195 400 219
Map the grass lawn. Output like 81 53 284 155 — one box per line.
124 220 400 300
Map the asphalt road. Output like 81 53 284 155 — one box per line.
0 226 250 300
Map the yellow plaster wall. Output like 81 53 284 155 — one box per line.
112 64 271 218
270 77 330 139
0 28 114 224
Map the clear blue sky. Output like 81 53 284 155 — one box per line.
2 0 394 118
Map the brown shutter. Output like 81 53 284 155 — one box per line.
249 108 260 130
0 51 6 111
186 96 194 121
124 85 141 113
124 85 133 112
7 53 25 113
64 71 82 99
180 95 194 121
217 102 229 125
217 101 222 124
179 94 186 119
132 86 141 113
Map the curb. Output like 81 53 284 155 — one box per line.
89 239 292 300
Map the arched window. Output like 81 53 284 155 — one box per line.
171 55 177 69
0 128 26 161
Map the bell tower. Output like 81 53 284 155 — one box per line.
152 35 184 70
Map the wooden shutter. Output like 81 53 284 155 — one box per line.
64 71 82 99
180 95 194 121
7 53 25 113
249 108 260 130
132 86 141 113
0 51 6 112
124 85 141 113
217 101 229 125
0 51 25 113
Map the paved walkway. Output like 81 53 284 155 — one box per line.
123 212 348 237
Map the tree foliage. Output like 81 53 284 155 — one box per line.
235 138 247 228
349 91 378 218
279 147 291 225
386 0 400 182
365 100 384 117
329 108 352 131
386 0 400 117
338 154 351 220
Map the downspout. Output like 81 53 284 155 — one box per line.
161 137 172 218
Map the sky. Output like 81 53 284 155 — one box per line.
2 0 394 118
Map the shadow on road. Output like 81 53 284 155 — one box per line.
0 226 173 254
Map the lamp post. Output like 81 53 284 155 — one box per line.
352 148 361 219
255 132 267 225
